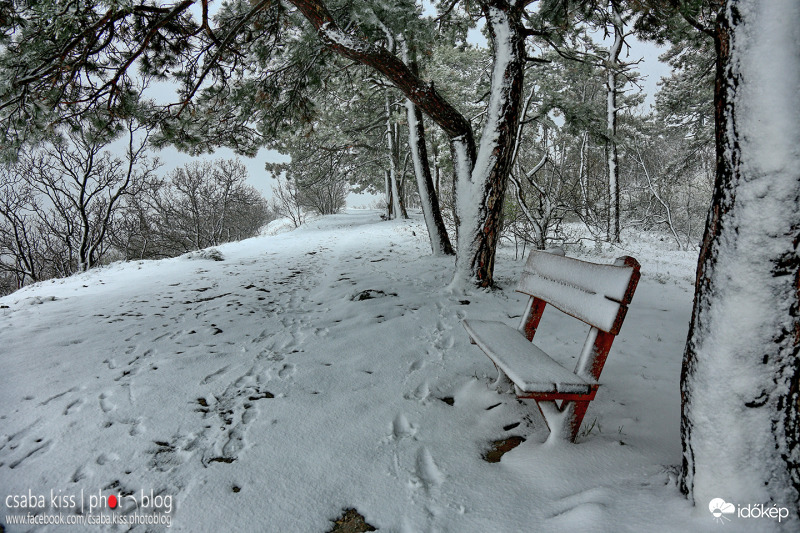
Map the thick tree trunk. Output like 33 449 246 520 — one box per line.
449 2 526 289
680 0 800 521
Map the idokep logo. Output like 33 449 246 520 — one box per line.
709 497 791 525
709 498 735 524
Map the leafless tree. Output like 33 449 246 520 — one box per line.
117 159 272 259
269 175 306 229
0 117 158 292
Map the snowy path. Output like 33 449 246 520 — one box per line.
0 212 761 532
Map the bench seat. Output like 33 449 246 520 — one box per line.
463 319 594 395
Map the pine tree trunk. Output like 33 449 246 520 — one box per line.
680 0 800 519
385 93 408 220
578 130 589 219
606 1 623 244
434 150 440 199
406 100 454 255
449 3 526 289
394 122 408 219
384 170 393 219
400 40 453 256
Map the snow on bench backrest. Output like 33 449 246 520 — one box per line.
517 250 639 334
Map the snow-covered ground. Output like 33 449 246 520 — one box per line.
0 211 772 532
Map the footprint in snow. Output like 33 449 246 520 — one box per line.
40 387 77 406
278 364 296 379
404 381 429 403
71 465 92 483
222 426 247 458
409 359 425 372
434 334 455 350
99 392 116 413
128 418 145 437
546 501 608 529
415 447 444 492
392 414 416 440
9 439 52 469
114 367 139 382
201 365 231 385
63 398 84 416
149 440 190 472
95 452 119 465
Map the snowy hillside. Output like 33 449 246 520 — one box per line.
0 211 766 532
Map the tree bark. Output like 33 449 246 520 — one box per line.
401 39 453 255
578 130 588 219
680 0 800 518
383 170 392 219
606 1 623 244
449 1 526 289
407 99 454 254
384 93 408 220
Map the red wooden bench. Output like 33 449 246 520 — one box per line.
463 249 641 442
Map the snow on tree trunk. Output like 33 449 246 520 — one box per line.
384 170 393 219
432 145 440 198
385 93 407 220
449 4 526 289
680 0 800 519
606 1 623 244
400 39 453 256
406 99 454 255
579 130 589 219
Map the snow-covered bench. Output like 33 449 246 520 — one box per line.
463 248 641 442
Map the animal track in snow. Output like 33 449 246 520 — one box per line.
434 334 455 350
40 387 77 406
404 381 429 403
63 399 83 416
201 365 231 385
96 452 119 465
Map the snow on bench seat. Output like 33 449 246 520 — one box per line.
462 319 593 395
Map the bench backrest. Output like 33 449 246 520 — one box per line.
516 249 641 383
517 250 640 335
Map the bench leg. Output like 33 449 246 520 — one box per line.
491 366 516 394
536 400 592 443
566 400 591 441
